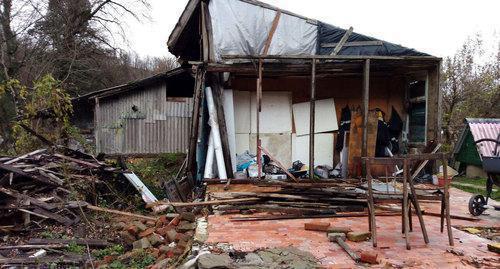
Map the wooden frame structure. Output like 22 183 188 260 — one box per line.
364 153 454 249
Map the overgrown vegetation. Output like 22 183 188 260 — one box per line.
127 153 186 199
441 35 500 150
452 177 500 200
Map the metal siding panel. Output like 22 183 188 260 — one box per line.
468 119 500 157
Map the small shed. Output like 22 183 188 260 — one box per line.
453 118 500 178
73 68 195 156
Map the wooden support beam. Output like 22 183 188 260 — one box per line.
209 73 234 178
366 159 377 247
321 40 383 48
259 146 298 182
263 11 281 55
309 59 316 180
256 61 263 179
443 158 454 246
402 159 411 250
222 54 441 61
187 67 206 184
330 27 353 56
200 1 210 62
361 59 370 162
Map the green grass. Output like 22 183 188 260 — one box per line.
452 177 500 200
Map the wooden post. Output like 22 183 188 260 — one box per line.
402 159 411 250
209 73 234 178
187 68 205 183
200 1 209 62
256 60 263 179
443 158 454 246
309 59 316 180
366 159 377 247
94 98 100 153
361 59 370 176
408 161 430 244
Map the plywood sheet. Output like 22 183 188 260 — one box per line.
292 98 338 136
233 91 251 133
250 133 292 166
292 133 334 167
235 133 250 155
250 91 292 133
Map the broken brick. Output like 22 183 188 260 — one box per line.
488 243 500 254
133 237 151 249
103 255 116 264
360 251 379 264
177 239 189 249
176 222 196 232
156 226 174 237
139 227 155 238
147 233 165 246
169 216 181 226
132 221 148 232
180 212 196 222
166 229 178 242
347 232 371 242
127 225 139 236
304 222 331 232
327 226 352 234
151 258 171 269
149 248 160 258
120 231 137 245
173 246 185 255
146 220 156 226
157 216 169 226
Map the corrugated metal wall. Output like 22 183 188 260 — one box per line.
95 82 193 155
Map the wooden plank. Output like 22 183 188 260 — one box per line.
0 163 60 186
402 159 411 250
221 54 442 61
0 244 68 250
0 256 84 265
361 59 370 160
209 73 234 178
53 154 100 168
167 0 201 49
309 59 316 179
443 158 454 246
152 197 262 207
262 11 282 55
259 146 298 182
187 67 206 181
200 1 209 62
366 160 377 247
4 149 46 165
0 187 56 210
330 27 353 56
335 237 361 262
86 205 157 222
28 238 108 247
321 40 383 48
231 212 401 221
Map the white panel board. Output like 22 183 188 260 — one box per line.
292 98 339 136
250 91 292 133
292 133 334 167
250 133 292 166
223 89 237 172
235 133 250 155
233 91 251 133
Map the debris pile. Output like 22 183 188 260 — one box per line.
0 147 122 232
103 211 197 268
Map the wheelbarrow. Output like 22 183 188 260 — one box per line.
468 134 500 216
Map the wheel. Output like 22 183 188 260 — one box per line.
468 194 486 216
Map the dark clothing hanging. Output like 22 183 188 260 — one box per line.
336 105 351 152
388 107 404 154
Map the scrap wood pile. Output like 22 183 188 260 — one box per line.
0 147 125 231
201 180 441 221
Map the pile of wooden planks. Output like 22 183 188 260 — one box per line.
0 147 121 231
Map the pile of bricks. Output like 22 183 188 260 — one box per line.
106 211 197 268
304 221 378 264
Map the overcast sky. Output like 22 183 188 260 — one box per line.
125 0 500 59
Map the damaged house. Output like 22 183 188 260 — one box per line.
167 0 442 183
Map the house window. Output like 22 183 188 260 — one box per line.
408 80 426 143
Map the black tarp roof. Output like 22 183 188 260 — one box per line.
317 22 429 56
